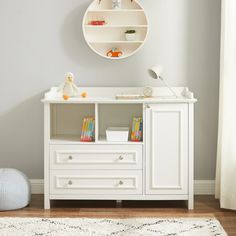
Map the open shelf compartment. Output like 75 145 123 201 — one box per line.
85 11 147 26
85 26 147 42
50 104 96 143
49 103 144 144
97 104 143 143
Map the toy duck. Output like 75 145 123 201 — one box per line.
58 72 79 100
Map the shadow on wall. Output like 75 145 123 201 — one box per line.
186 0 221 180
60 3 99 67
0 94 44 178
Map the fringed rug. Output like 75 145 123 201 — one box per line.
0 217 227 236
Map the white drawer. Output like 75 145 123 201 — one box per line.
50 170 142 195
50 145 142 170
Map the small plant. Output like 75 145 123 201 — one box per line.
125 30 136 34
125 29 136 41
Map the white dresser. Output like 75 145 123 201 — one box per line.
42 87 197 209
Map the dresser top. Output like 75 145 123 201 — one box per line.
42 87 197 104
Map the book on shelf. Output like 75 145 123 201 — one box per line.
131 117 143 142
80 117 95 142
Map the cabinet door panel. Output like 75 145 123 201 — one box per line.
146 104 188 195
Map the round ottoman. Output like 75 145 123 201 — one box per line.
0 169 31 211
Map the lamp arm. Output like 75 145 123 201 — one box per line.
160 77 178 98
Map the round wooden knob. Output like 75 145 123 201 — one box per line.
68 180 73 185
119 156 124 160
119 181 124 185
68 156 73 160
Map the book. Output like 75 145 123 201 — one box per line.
131 117 143 142
116 94 144 100
80 117 95 142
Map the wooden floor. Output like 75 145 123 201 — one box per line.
0 195 235 235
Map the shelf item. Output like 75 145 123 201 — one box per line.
89 20 106 25
125 29 136 41
106 127 129 142
131 117 143 142
80 117 95 142
83 0 148 59
116 94 144 99
112 0 122 10
106 47 123 57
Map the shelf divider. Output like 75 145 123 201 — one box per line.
84 25 148 28
95 103 99 142
87 9 144 12
89 41 143 44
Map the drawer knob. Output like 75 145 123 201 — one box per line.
68 180 73 185
119 156 124 161
119 181 124 185
68 156 73 160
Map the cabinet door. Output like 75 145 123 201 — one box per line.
146 104 188 195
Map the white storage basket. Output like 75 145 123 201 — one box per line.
106 127 129 142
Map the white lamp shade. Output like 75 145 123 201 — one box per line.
147 65 178 97
148 65 164 80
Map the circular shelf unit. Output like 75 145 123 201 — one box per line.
82 0 149 59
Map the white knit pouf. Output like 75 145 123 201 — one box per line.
0 169 31 211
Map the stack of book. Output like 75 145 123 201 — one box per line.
80 117 95 142
131 117 143 142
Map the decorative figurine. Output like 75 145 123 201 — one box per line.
107 48 123 57
58 72 79 100
112 0 122 9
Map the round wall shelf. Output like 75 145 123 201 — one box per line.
82 0 148 59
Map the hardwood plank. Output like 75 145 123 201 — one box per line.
0 195 235 235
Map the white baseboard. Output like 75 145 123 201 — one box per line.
194 180 215 195
30 179 215 195
30 179 44 194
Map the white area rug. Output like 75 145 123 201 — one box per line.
0 217 227 236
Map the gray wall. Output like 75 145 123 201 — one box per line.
0 0 221 180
